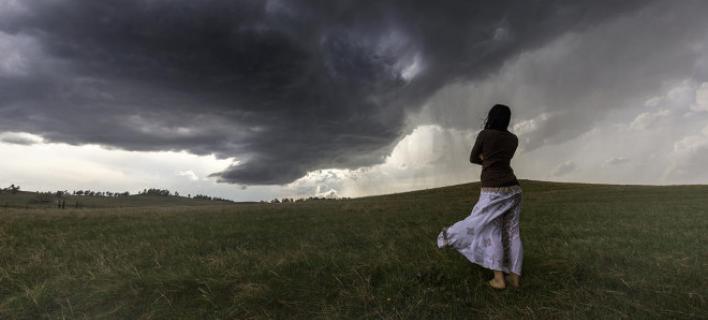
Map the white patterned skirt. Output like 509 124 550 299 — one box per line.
437 185 523 275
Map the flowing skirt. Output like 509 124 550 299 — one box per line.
437 185 523 275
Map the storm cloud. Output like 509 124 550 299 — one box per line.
0 0 653 184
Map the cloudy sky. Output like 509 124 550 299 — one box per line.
2 0 708 201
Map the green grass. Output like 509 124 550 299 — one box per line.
0 180 706 319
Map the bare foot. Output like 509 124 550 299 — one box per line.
488 278 506 289
507 274 521 288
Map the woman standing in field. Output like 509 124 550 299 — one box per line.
437 104 523 289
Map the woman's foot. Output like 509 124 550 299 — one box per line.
436 228 448 248
507 273 521 288
488 277 506 289
489 271 506 289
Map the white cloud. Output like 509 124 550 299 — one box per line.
604 157 630 166
284 125 478 198
672 135 707 153
629 109 671 130
512 112 552 136
552 161 576 177
315 186 339 199
664 134 708 182
644 96 662 107
177 170 199 181
0 132 44 145
0 141 279 200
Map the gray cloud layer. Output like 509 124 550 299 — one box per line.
419 1 708 151
0 0 650 184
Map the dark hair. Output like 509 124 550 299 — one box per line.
484 104 511 131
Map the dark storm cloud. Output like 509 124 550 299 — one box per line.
0 0 650 184
419 1 708 157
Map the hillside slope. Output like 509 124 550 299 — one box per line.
0 180 706 319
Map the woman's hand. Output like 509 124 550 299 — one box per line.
480 154 485 161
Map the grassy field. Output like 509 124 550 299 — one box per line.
0 191 235 209
0 180 706 319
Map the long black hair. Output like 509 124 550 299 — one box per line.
484 104 511 131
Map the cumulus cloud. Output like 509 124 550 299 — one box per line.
664 133 708 183
177 170 199 181
630 109 671 130
0 132 44 145
0 0 654 185
283 125 479 198
0 142 257 199
604 157 630 166
315 186 340 199
552 161 576 177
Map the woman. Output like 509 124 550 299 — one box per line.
437 104 523 289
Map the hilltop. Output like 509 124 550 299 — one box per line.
0 180 706 319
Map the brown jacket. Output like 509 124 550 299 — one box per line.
470 129 519 187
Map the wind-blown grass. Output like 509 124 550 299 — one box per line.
0 180 706 319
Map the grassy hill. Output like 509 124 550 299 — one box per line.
0 191 235 209
0 180 706 319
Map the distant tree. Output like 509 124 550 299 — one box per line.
193 194 212 200
271 198 280 204
76 190 84 196
9 184 20 194
142 188 172 197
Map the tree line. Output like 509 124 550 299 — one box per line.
138 188 231 202
266 196 351 204
2 184 351 204
0 184 21 194
2 184 232 203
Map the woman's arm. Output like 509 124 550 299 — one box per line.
470 132 484 165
